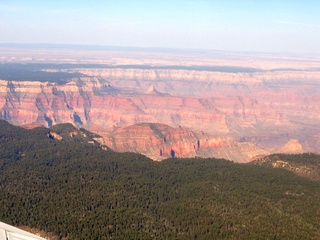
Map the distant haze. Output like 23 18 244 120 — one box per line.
1 0 320 54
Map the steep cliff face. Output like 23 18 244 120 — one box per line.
100 123 268 162
0 78 230 135
0 78 112 127
101 123 201 160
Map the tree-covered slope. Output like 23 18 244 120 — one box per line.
1 120 320 239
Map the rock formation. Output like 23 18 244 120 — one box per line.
252 153 320 181
99 123 268 162
279 139 304 154
1 49 320 162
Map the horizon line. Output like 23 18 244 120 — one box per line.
0 42 317 57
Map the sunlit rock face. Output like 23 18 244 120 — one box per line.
1 50 320 162
0 77 230 135
279 139 304 154
98 123 268 162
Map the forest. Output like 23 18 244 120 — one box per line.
1 120 320 239
0 63 258 85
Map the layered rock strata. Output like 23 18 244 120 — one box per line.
1 64 320 162
99 123 268 162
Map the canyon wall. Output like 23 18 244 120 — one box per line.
1 50 320 162
99 123 268 162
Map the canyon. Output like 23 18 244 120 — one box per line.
1 46 320 162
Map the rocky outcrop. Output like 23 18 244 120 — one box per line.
279 139 304 154
252 153 320 180
99 123 268 162
100 123 200 160
48 132 62 140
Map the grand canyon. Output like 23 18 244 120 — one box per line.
1 46 320 162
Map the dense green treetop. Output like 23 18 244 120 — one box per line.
1 120 320 239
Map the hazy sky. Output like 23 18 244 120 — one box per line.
1 0 320 54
